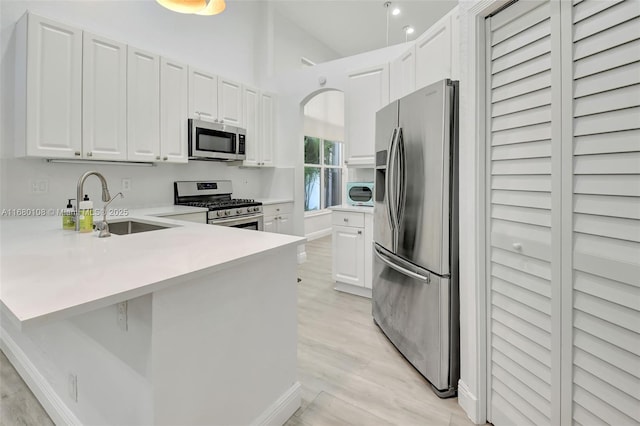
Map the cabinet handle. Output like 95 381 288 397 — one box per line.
163 156 168 161
75 151 81 156
357 230 362 235
220 119 224 123
512 242 523 251
86 152 92 157
343 218 348 222
156 156 161 160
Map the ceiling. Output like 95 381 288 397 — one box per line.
270 0 458 58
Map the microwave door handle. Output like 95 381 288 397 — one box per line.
385 128 398 235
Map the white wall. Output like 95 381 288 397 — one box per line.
272 10 341 75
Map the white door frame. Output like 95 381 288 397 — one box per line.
457 1 511 423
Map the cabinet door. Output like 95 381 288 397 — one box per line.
332 225 365 287
263 215 276 233
160 58 188 163
415 15 451 90
218 77 243 126
450 7 460 81
260 92 276 167
276 213 292 235
345 64 389 167
242 86 260 166
24 14 82 158
82 33 127 160
390 46 416 102
127 47 160 161
188 67 218 121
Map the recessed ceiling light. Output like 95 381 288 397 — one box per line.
392 7 400 16
405 26 415 34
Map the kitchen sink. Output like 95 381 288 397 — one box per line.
108 220 172 235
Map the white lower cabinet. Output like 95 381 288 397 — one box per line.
331 208 373 298
263 203 292 234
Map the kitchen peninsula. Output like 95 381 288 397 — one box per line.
0 212 304 425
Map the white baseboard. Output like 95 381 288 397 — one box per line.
0 328 81 426
253 381 301 426
305 228 332 241
334 282 372 299
457 379 483 424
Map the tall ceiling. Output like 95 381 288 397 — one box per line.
270 0 458 58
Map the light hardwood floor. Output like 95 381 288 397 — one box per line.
286 236 474 426
0 235 474 426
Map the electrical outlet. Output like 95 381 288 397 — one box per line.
29 179 49 194
121 178 132 192
117 301 128 331
68 373 78 402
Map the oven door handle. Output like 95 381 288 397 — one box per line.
209 214 264 225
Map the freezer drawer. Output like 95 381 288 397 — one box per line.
372 244 457 395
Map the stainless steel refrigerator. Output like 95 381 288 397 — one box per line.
372 79 459 398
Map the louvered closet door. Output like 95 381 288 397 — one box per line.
567 0 640 424
486 2 561 425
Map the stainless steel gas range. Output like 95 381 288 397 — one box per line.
174 180 263 230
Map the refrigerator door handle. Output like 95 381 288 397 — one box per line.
395 127 406 227
386 127 399 239
374 244 431 283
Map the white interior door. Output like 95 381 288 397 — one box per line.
486 1 560 424
486 1 640 425
565 0 640 423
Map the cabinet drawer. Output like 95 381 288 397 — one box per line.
332 211 365 228
263 203 293 217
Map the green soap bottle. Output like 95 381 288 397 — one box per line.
62 198 75 230
78 194 93 233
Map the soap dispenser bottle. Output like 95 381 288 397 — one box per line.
62 198 76 230
78 194 93 233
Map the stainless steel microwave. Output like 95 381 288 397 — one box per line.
346 182 374 206
188 119 246 161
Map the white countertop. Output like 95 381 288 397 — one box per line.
255 198 294 205
0 212 304 329
329 204 374 214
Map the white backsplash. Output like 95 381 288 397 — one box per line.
0 158 292 211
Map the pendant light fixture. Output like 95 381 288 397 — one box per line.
156 0 226 15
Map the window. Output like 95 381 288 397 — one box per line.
304 136 343 212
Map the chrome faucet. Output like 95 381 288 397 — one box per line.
97 192 124 238
75 171 111 232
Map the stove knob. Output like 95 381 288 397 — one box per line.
248 207 254 212
237 209 242 214
217 211 223 217
225 210 231 216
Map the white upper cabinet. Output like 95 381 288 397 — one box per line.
450 8 461 81
218 77 243 127
415 11 452 90
15 13 82 158
188 67 218 121
344 64 390 167
160 58 188 163
243 87 275 167
390 45 416 102
127 47 160 162
82 32 127 160
260 92 276 167
242 85 261 166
